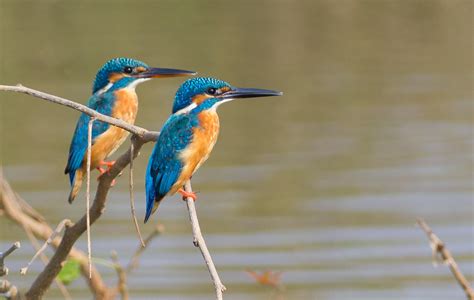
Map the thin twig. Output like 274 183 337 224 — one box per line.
129 139 145 247
86 117 95 279
21 224 72 300
0 242 21 277
183 180 226 300
20 220 71 275
126 224 165 274
417 218 474 300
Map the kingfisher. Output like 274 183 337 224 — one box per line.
65 57 195 203
144 77 282 222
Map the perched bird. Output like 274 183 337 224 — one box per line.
65 57 195 203
144 77 282 222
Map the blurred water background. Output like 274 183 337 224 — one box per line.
1 0 472 299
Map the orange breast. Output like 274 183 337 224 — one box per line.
85 89 138 169
171 111 220 194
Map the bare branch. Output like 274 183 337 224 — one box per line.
183 180 226 300
417 218 474 300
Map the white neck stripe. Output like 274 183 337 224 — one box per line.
175 102 197 115
96 82 113 95
96 78 150 95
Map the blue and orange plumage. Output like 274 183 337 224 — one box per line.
65 57 195 203
144 77 282 222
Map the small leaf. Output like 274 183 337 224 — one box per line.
57 259 81 285
246 269 282 288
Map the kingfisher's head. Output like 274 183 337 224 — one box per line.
92 57 196 94
172 77 282 114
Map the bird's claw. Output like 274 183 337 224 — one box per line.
178 188 197 201
96 166 116 186
99 160 116 173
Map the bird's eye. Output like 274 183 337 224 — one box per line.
207 88 217 95
123 66 133 74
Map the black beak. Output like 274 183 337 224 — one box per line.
220 87 283 100
135 68 196 78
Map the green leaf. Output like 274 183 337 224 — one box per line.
57 259 81 285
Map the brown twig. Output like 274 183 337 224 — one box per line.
417 218 474 300
183 180 226 299
125 224 165 274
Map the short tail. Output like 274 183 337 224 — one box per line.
68 169 83 204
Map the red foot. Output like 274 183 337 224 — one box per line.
178 188 197 201
96 167 116 186
99 160 116 173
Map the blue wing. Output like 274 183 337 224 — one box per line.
144 114 197 222
64 92 115 184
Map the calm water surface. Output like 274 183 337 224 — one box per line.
1 1 472 299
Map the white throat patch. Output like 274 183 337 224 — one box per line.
126 78 150 90
209 98 232 112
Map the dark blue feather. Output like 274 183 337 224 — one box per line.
64 92 116 184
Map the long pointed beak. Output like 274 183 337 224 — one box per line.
135 68 196 78
220 87 283 100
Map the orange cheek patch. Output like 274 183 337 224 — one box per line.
192 94 211 105
108 73 124 83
